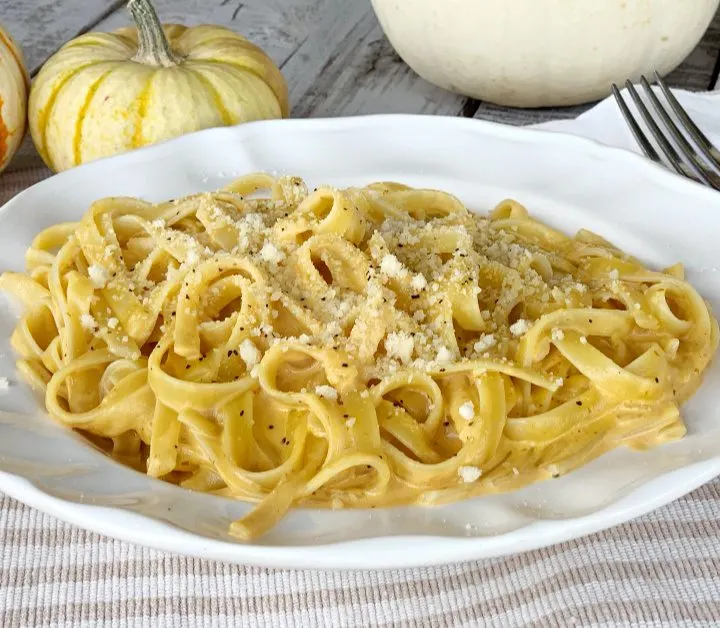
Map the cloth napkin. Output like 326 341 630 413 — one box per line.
1 89 720 628
537 87 720 148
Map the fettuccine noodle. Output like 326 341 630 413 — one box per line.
1 174 716 539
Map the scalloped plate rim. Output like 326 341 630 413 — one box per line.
0 113 719 570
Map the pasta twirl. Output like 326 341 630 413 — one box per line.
1 174 717 539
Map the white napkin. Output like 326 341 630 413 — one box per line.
533 89 720 151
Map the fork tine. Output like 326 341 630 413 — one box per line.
654 71 720 173
611 84 662 163
638 76 718 189
623 80 699 181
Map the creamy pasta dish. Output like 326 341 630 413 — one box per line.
1 174 716 539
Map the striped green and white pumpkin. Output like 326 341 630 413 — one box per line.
29 0 289 173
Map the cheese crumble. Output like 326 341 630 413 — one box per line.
509 319 531 337
315 385 338 401
80 313 98 331
473 334 496 353
458 466 482 483
385 332 414 365
458 401 475 421
380 254 405 279
239 339 261 369
87 265 108 289
68 177 606 385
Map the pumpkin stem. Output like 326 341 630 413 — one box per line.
127 0 181 67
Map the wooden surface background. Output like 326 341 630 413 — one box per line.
3 0 720 174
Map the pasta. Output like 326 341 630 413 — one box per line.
1 173 717 540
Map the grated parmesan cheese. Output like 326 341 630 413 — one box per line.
260 242 285 264
473 334 496 353
385 332 414 365
458 401 475 421
88 265 109 289
551 328 565 342
509 319 531 337
436 346 454 364
315 385 338 401
80 313 98 331
380 254 405 279
458 466 482 483
185 249 200 266
410 273 427 291
107 317 119 330
239 338 261 369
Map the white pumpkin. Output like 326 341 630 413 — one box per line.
371 0 720 108
0 24 29 173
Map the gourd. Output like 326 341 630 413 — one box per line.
0 24 29 173
371 0 720 108
29 0 289 172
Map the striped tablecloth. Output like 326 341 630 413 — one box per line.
1 168 720 628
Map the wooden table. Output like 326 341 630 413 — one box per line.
3 0 720 175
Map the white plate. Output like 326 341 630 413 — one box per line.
1 115 719 570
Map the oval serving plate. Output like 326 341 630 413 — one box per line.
0 115 719 570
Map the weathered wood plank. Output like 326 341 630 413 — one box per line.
2 0 125 173
1 0 122 74
5 0 343 174
668 8 720 92
473 102 592 126
92 0 466 118
93 0 327 69
4 0 720 179
284 9 466 118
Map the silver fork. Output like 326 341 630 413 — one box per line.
612 72 720 190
